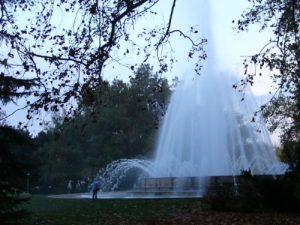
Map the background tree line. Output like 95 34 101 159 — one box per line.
32 64 171 193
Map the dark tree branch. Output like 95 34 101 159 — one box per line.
0 0 206 125
156 0 177 47
27 52 87 67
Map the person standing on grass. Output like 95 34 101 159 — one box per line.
89 179 100 200
76 180 81 192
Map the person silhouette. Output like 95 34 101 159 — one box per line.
89 179 100 200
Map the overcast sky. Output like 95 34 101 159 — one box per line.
101 0 275 95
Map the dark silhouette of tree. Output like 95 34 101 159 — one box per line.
0 0 206 124
0 0 40 108
0 2 41 222
235 0 299 144
0 126 37 223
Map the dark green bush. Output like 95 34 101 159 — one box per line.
203 172 300 212
0 126 32 223
202 175 264 212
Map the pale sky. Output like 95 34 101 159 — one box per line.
102 0 275 95
3 0 280 144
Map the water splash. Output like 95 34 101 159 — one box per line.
150 71 287 178
96 159 154 191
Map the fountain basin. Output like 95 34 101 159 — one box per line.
130 175 284 197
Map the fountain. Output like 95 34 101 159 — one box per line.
90 0 287 198
93 69 287 198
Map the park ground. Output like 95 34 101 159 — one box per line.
13 195 300 225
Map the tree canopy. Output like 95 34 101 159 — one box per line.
235 0 299 143
0 125 37 222
34 64 171 189
0 0 40 105
0 0 205 123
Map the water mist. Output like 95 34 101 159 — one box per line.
95 0 286 195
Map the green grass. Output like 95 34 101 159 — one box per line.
18 195 203 225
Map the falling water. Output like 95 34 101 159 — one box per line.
95 0 287 193
150 70 286 178
149 0 286 177
96 68 287 193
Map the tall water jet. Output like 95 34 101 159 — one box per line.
150 0 285 178
150 71 284 178
95 0 287 195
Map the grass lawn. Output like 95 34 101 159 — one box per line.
18 195 203 225
16 195 300 225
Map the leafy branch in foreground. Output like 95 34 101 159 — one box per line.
0 0 40 112
235 0 300 142
0 0 206 124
